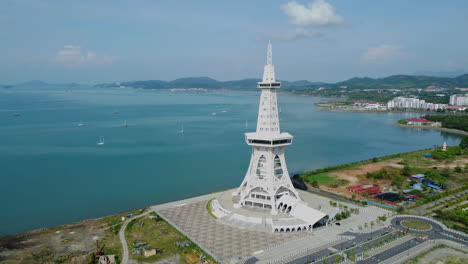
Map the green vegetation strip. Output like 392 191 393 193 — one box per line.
206 198 218 219
410 184 468 208
300 149 431 182
401 220 431 231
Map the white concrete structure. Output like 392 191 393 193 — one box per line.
233 42 300 215
450 94 468 106
387 97 447 110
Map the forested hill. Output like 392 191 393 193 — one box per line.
95 74 468 90
333 74 468 90
95 77 325 90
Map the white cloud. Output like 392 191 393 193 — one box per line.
362 45 403 64
281 0 343 26
280 28 324 41
54 45 115 67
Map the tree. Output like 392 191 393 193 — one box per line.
372 157 378 162
454 166 462 173
460 136 468 149
311 180 319 188
392 175 405 188
402 166 412 176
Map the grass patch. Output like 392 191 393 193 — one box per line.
401 219 431 230
302 173 335 185
206 198 218 219
125 213 217 263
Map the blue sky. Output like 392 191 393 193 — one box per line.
1 0 467 84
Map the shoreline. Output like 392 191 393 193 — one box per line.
394 123 468 136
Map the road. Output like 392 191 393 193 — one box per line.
267 216 467 264
390 216 468 245
119 210 151 264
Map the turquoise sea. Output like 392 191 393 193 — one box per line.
0 85 462 235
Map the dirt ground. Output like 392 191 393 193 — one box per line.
322 160 404 198
317 155 468 199
0 219 114 264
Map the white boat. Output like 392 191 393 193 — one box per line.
121 120 128 127
97 137 105 146
178 125 184 134
212 112 217 116
77 121 84 127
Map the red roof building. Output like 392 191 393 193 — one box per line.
408 118 430 123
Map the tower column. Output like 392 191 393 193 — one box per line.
234 42 300 214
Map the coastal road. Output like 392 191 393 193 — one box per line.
119 210 151 264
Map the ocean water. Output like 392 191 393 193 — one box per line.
0 85 462 235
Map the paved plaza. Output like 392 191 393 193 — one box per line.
153 189 394 263
157 200 307 263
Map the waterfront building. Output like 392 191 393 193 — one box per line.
450 94 468 106
387 97 447 110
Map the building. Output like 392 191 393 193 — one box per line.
407 118 431 125
387 97 447 110
232 41 300 213
449 94 468 106
208 42 330 233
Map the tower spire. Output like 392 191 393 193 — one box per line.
267 40 272 65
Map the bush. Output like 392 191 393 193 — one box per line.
454 166 462 173
311 180 319 188
460 136 468 149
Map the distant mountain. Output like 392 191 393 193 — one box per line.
413 70 467 78
331 74 468 89
17 80 49 87
96 77 321 90
10 73 468 91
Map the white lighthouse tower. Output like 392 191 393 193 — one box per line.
233 42 300 215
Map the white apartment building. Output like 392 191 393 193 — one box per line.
387 97 447 110
449 94 468 106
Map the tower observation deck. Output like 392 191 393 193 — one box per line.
234 42 300 215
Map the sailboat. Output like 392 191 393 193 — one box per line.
121 120 128 127
178 124 184 134
97 137 105 146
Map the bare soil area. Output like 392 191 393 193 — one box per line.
324 160 403 198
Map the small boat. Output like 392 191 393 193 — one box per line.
212 112 217 116
121 120 128 127
221 110 227 113
13 113 21 117
77 121 84 127
279 107 282 113
113 109 119 114
97 137 105 146
245 120 248 128
178 124 184 134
